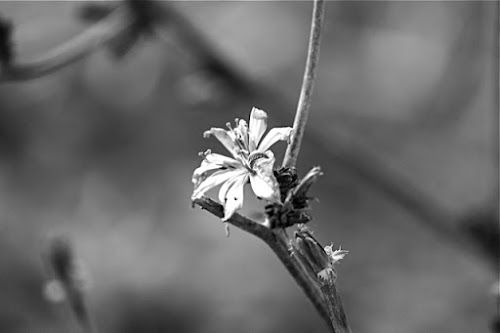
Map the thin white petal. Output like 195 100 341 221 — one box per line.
218 171 247 203
250 151 280 202
192 160 222 186
204 153 241 168
192 153 241 186
250 172 280 203
257 127 293 152
204 128 239 158
236 119 249 150
192 169 243 200
330 249 349 264
248 108 268 151
223 174 249 220
252 150 276 175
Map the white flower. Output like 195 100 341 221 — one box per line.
192 107 293 220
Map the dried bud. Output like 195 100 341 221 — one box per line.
266 166 322 229
293 225 347 286
290 166 323 202
274 167 299 202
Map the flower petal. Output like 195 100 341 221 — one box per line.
222 174 249 220
252 150 276 176
204 152 241 168
192 160 222 186
192 152 241 187
192 169 244 200
257 127 293 152
248 107 268 151
204 128 240 158
250 151 281 202
250 172 281 203
235 119 249 150
218 172 247 203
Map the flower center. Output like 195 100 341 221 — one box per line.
248 152 268 169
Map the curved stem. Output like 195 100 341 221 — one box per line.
283 0 326 168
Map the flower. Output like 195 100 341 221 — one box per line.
192 107 293 220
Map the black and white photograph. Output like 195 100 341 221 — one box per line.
0 1 497 332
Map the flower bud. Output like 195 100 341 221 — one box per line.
266 167 322 229
293 225 347 286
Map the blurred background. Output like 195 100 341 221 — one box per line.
0 1 497 332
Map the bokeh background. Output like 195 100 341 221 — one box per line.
0 1 497 332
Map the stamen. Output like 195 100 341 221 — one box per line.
226 122 233 131
199 149 211 158
239 150 249 159
248 152 269 169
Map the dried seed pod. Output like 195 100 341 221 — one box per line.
293 225 348 286
266 166 321 229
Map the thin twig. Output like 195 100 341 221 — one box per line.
193 197 331 327
0 4 135 82
282 0 325 168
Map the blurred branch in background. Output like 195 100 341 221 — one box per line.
43 236 96 333
0 2 137 82
413 4 486 128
